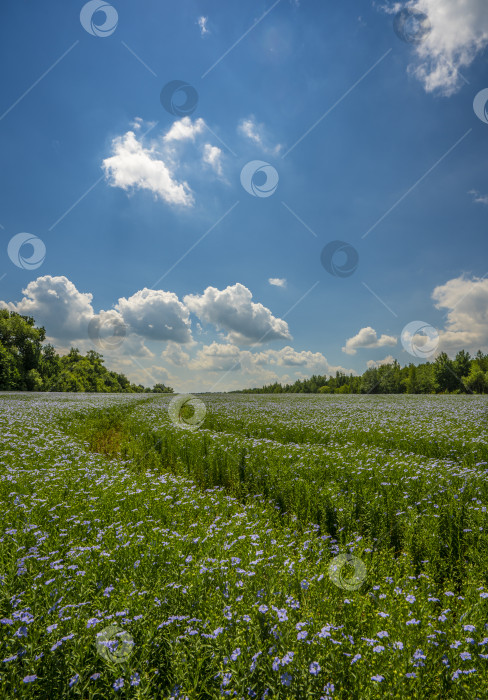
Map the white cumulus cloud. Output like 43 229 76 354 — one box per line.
184 283 292 345
367 355 396 368
203 144 223 176
102 129 194 207
1 275 94 340
342 326 397 355
269 278 287 288
115 288 192 343
163 117 206 144
433 275 488 353
384 0 488 95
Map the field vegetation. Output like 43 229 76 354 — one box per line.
0 393 487 698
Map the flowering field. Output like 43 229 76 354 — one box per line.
0 393 487 699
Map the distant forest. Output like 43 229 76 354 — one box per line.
0 310 173 393
236 350 488 395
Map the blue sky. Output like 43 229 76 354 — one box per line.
1 0 488 391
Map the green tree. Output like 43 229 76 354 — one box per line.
433 353 459 393
454 350 471 379
404 364 418 394
464 362 488 394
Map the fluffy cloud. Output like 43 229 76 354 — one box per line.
342 326 397 355
184 283 292 345
116 289 192 343
197 16 209 36
191 342 242 371
102 130 194 206
1 275 94 340
237 117 282 155
367 355 396 368
163 117 205 144
161 342 191 366
0 276 192 353
433 275 488 353
385 0 488 95
203 144 223 176
269 278 287 288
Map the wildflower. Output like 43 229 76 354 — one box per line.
69 674 79 688
258 605 268 614
23 675 37 683
463 625 476 632
222 672 232 687
373 645 384 653
281 652 294 665
113 678 124 690
300 580 309 590
309 661 321 676
405 672 417 678
322 682 335 696
460 652 472 661
0 619 13 625
47 624 58 633
406 619 420 625
272 657 281 671
231 648 241 661
351 654 361 664
281 672 292 686
406 595 416 604
371 675 385 682
297 630 308 640
250 651 262 672
130 672 140 686
90 673 101 680
14 625 28 637
377 631 388 638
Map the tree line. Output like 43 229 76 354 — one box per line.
0 310 173 393
236 349 488 395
